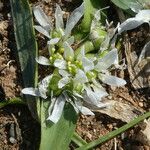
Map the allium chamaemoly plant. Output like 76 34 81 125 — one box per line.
22 3 126 124
9 0 150 149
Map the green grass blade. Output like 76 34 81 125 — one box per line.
76 111 150 150
40 102 78 150
10 0 38 118
0 98 25 108
72 132 87 147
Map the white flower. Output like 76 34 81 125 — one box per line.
22 5 129 123
33 3 84 41
95 48 126 87
22 75 52 99
83 85 108 107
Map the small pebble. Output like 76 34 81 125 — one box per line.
139 102 144 107
108 95 112 99
107 124 113 129
9 137 17 144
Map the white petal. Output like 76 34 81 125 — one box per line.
95 48 118 71
94 10 101 21
84 86 106 106
76 46 85 61
118 18 144 34
47 94 66 123
63 42 74 60
135 10 150 22
54 59 67 69
92 84 108 98
48 97 57 117
38 75 52 99
91 10 101 31
66 36 75 45
75 101 94 115
65 3 84 37
47 38 60 45
74 69 88 84
36 56 50 65
55 4 64 30
34 25 50 38
22 87 40 97
97 102 110 108
92 79 104 89
58 77 70 88
100 74 126 86
73 92 83 98
69 100 79 114
59 69 70 77
33 6 52 29
100 35 110 52
82 57 94 72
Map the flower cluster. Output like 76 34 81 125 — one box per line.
22 3 126 123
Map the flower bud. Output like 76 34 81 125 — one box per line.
90 28 107 49
98 50 108 58
75 60 82 68
74 83 83 93
67 56 73 62
49 56 54 63
58 47 64 54
86 71 97 80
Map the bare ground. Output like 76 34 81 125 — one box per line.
0 0 149 150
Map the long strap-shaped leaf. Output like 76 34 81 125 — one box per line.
10 0 38 118
40 102 78 150
10 1 78 149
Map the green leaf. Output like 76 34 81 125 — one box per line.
0 98 26 109
111 0 136 10
10 0 39 119
76 111 150 150
48 74 62 96
80 0 107 33
40 102 78 150
72 132 87 147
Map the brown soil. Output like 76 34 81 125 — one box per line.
0 0 149 150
